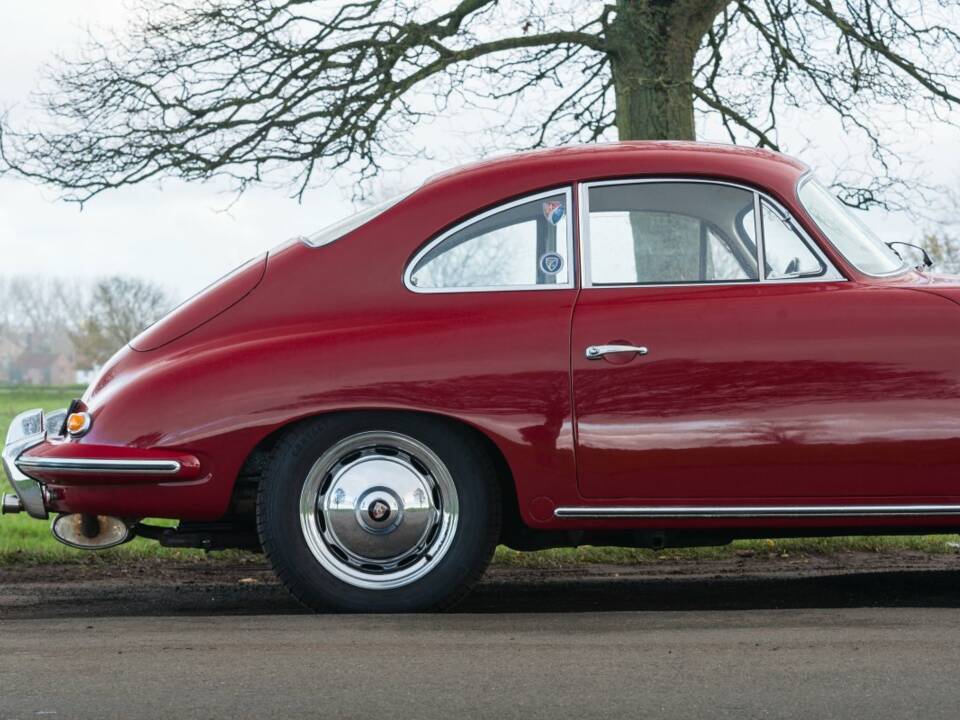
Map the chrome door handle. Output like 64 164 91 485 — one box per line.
585 344 649 360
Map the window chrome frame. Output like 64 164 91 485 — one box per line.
578 177 845 289
403 187 576 294
795 173 909 279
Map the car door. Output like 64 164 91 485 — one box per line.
571 179 960 501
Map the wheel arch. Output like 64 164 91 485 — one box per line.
231 408 523 534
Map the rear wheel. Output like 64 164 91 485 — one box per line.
257 413 501 612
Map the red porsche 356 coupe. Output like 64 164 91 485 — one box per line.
4 142 958 611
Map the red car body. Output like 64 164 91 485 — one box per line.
10 142 960 543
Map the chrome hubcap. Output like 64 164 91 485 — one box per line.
300 431 459 590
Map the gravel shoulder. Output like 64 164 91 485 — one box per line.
2 551 960 617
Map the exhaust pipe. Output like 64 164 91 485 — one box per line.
1 494 23 514
50 513 134 550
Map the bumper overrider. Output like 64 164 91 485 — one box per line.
2 408 202 520
1 409 50 518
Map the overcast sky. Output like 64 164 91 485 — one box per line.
0 1 359 299
1 1 957 300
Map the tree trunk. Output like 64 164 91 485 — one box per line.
609 0 724 141
607 0 727 281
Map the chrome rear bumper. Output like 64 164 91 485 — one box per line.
2 409 49 519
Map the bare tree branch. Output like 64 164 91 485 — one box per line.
0 0 958 212
0 0 605 202
698 0 960 208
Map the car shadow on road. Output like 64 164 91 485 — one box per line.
460 568 960 613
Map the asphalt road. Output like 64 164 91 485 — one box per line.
3 557 960 719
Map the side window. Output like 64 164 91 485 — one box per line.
407 191 571 290
587 182 759 285
761 202 825 279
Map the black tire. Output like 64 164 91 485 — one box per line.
257 412 501 612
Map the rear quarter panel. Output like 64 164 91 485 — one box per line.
78 187 580 521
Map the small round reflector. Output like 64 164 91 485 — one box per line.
66 412 91 437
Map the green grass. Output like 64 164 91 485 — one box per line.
2 385 959 566
0 385 86 431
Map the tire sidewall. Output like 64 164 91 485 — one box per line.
258 412 499 612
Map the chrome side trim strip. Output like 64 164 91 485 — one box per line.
16 457 182 475
555 504 960 519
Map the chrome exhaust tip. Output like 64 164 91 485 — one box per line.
1 493 23 514
50 513 135 550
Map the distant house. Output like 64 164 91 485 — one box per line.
0 333 25 384
9 351 76 386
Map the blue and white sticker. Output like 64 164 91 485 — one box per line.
542 200 565 225
539 252 564 276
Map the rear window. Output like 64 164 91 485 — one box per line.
406 189 573 292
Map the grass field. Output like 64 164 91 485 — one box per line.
2 385 959 565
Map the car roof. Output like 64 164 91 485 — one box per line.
403 142 811 242
422 141 808 191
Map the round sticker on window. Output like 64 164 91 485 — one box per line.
539 252 564 276
542 201 565 225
